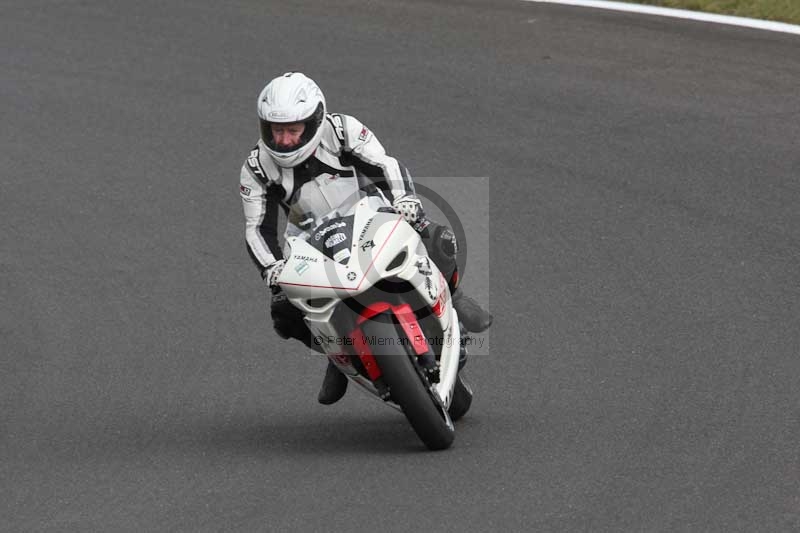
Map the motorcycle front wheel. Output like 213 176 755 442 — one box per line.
364 314 455 451
448 373 473 422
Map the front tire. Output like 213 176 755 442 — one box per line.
364 314 455 450
448 373 473 422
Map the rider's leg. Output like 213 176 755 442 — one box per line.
271 290 348 405
417 221 493 334
317 359 349 405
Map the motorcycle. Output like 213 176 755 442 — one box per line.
277 174 473 450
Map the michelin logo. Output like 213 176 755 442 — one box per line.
325 232 347 248
315 221 346 241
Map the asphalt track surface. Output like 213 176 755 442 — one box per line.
2 1 799 531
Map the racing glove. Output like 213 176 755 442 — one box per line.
392 196 425 225
262 259 286 291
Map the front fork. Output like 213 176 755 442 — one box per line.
347 303 440 399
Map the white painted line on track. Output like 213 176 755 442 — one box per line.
523 0 800 36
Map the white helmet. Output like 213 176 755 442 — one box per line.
257 72 326 168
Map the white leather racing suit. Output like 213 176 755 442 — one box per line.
239 113 418 274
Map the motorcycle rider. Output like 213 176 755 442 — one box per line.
239 72 492 405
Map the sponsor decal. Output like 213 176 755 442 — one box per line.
333 248 351 262
432 272 449 317
331 353 351 366
240 185 251 196
441 228 458 254
330 114 345 142
292 255 318 262
358 126 369 141
347 271 357 281
268 110 290 120
360 239 375 252
247 148 265 178
412 218 431 232
425 275 436 300
416 258 432 276
327 173 339 181
315 221 347 241
358 217 374 241
295 261 310 276
325 232 347 248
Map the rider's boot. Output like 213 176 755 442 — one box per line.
318 359 348 405
452 290 493 333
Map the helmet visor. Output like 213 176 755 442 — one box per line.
260 102 324 154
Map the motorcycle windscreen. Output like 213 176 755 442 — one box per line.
285 174 366 239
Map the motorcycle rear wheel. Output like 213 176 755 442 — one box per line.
365 314 455 451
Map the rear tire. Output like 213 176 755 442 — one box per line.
364 315 455 450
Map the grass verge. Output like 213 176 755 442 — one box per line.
622 0 800 24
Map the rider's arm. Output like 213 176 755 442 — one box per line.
240 160 283 274
336 114 417 204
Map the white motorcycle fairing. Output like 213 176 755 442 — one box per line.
278 194 462 411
